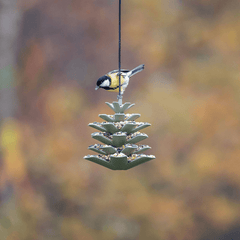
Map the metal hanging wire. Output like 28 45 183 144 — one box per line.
118 0 122 105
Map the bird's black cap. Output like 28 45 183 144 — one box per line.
96 75 111 87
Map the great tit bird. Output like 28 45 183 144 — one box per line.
95 64 144 95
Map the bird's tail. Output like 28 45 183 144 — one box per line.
127 64 144 77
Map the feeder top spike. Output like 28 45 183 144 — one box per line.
105 101 135 113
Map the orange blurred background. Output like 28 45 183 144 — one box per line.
1 0 240 239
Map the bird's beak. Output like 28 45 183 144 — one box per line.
95 86 99 90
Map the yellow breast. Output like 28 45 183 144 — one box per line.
107 73 125 92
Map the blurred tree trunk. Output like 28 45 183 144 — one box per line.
0 1 23 229
0 0 22 121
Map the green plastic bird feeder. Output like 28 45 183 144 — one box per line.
84 101 155 170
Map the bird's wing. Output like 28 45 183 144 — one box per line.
108 69 129 75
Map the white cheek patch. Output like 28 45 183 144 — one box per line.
100 80 110 87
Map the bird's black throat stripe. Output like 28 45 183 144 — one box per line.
102 85 122 90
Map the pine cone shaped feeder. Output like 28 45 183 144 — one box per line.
84 101 155 170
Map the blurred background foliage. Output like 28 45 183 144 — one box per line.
0 0 240 239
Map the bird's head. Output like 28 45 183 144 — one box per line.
95 75 111 90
